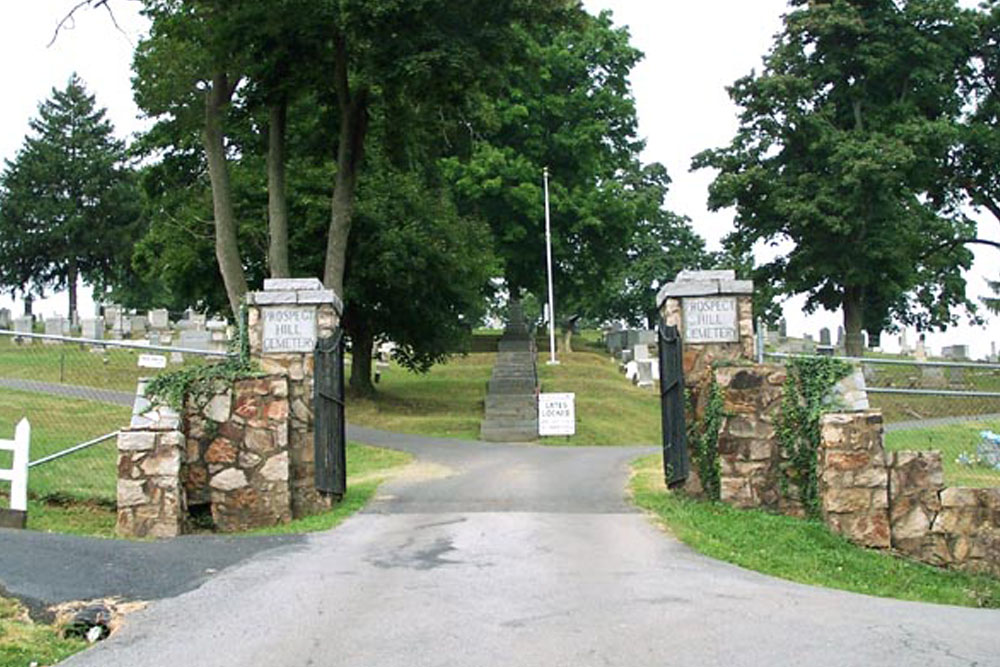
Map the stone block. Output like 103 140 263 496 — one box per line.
140 450 181 477
211 468 248 491
204 391 232 422
205 438 237 464
263 277 324 291
118 480 148 507
119 431 156 451
260 452 289 482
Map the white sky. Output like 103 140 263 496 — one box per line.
0 0 997 358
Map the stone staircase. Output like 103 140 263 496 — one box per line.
479 305 539 442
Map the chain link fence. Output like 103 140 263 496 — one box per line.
0 330 229 507
766 351 1000 488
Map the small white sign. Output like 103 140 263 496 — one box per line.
262 307 317 353
538 393 576 436
683 296 739 343
138 354 168 369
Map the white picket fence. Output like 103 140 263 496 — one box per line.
0 418 30 512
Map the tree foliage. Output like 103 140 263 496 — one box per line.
694 0 981 355
0 75 139 319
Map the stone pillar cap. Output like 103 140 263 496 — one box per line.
657 269 753 306
248 278 343 314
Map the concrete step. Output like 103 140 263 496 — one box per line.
485 394 536 409
488 380 537 394
479 421 539 442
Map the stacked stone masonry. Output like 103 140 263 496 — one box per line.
183 377 291 532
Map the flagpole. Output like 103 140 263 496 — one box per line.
544 167 558 365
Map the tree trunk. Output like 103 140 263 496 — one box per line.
23 294 32 317
203 71 248 320
561 327 573 354
267 99 290 278
843 285 865 357
67 259 78 324
348 320 375 396
323 36 369 299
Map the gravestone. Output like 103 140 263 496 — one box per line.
131 315 148 333
44 316 65 343
633 344 651 361
899 329 911 355
914 335 927 362
991 342 997 364
104 305 122 330
147 331 161 346
637 330 657 346
942 345 969 361
868 331 880 350
819 328 831 346
0 308 11 329
178 329 212 351
12 317 32 335
120 316 134 336
778 318 788 342
635 360 655 387
81 317 104 341
921 365 946 387
837 327 845 349
148 309 170 330
948 366 966 387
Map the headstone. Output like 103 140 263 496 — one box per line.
621 348 634 364
836 327 845 349
991 342 997 364
147 331 161 346
816 345 834 356
633 344 651 361
778 319 788 342
942 345 969 361
120 316 134 336
170 351 185 365
12 317 32 335
148 309 170 330
868 331 880 349
636 330 657 346
44 316 65 341
104 305 122 330
819 328 831 346
914 335 927 362
624 360 639 383
948 365 966 387
635 360 655 388
81 317 105 341
899 329 910 355
0 308 11 329
626 329 642 349
131 315 148 333
178 330 212 351
920 365 946 387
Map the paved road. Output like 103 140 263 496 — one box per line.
0 377 134 407
40 426 995 667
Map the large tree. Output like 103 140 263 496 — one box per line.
133 0 563 318
694 0 981 356
0 75 139 321
444 9 697 346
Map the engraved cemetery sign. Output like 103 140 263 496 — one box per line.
263 307 317 353
683 296 738 343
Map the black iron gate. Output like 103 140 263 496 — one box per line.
314 329 346 497
658 322 689 488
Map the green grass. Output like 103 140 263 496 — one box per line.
630 454 1000 608
346 353 494 440
0 596 86 667
347 346 661 445
0 388 128 503
885 421 1000 487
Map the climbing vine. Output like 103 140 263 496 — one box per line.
145 301 261 411
777 356 852 518
686 374 725 501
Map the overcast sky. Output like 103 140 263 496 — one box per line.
1 1 997 357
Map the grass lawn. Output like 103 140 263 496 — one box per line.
347 343 661 446
630 454 1000 608
0 388 129 504
884 421 1000 488
0 597 86 667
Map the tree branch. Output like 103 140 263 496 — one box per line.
48 0 136 48
920 237 1000 260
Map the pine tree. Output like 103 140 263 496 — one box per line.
0 74 139 321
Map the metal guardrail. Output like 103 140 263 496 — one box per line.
27 430 120 469
765 350 1000 371
0 329 232 357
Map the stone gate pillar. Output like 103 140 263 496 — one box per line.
246 278 342 517
656 270 754 387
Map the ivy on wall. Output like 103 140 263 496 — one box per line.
777 356 852 518
145 302 261 411
687 374 726 501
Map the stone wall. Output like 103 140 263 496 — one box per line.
183 377 291 532
819 412 1000 577
818 412 890 549
116 400 185 538
684 366 999 576
711 365 797 514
